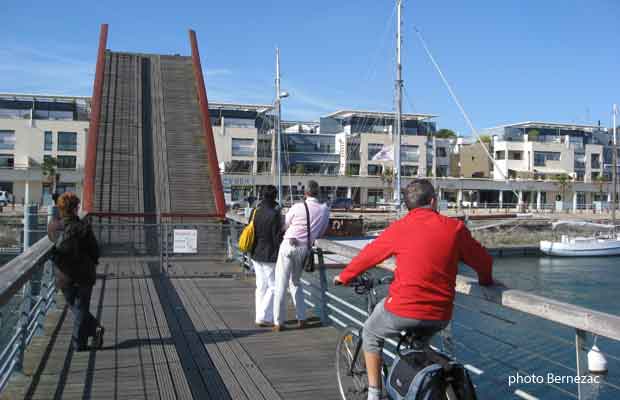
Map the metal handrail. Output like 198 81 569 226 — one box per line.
0 236 56 393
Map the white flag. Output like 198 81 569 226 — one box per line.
371 144 394 161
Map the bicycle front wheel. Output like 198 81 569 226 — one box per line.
336 327 368 400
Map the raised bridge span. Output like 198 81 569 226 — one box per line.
1 24 620 400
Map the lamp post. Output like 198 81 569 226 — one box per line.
274 47 289 205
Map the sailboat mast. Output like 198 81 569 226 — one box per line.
394 0 403 208
275 48 282 204
613 104 618 227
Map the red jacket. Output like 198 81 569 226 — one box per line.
339 208 493 321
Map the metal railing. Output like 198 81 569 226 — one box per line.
0 237 56 393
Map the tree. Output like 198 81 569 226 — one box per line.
435 129 457 139
42 156 59 193
554 173 572 202
526 129 540 141
479 135 492 144
381 166 394 186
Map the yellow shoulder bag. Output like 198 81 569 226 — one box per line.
238 208 258 253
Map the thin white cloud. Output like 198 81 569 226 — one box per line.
204 68 233 78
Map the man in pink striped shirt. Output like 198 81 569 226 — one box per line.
273 180 330 331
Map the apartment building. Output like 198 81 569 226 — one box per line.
0 93 90 205
486 122 608 182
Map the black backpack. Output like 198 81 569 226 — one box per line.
386 348 477 400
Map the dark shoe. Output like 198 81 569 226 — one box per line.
94 326 105 349
272 324 284 332
256 321 273 328
297 320 306 329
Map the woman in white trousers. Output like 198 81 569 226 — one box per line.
249 186 282 327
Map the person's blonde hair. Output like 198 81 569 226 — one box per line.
57 192 80 217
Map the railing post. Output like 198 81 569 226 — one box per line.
227 221 237 261
316 248 329 326
15 281 33 372
575 328 587 400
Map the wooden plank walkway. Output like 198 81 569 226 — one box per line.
2 258 341 400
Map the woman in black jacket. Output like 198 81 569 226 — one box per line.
250 186 282 327
54 193 104 351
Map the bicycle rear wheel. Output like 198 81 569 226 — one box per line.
336 327 368 400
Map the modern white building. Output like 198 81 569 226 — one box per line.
0 93 90 205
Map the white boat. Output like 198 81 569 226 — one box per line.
540 105 619 257
540 234 620 257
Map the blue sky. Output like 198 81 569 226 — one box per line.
1 0 619 134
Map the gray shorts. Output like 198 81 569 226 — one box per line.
362 298 449 354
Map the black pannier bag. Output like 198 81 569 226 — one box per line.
386 348 477 400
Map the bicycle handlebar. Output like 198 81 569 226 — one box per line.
345 273 393 293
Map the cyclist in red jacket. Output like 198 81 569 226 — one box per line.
334 179 494 400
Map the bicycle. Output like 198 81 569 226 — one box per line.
335 272 458 400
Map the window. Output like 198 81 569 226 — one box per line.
367 189 384 206
591 154 601 169
367 144 384 160
231 138 255 157
437 166 448 177
57 155 76 169
591 172 600 181
348 143 361 161
257 139 271 158
0 155 15 169
367 164 382 176
495 151 505 160
257 161 271 173
224 160 253 173
44 131 53 151
224 118 255 128
508 151 522 160
576 172 585 182
286 135 335 153
534 151 561 166
400 145 419 162
0 131 15 150
436 147 447 157
57 132 77 151
346 164 360 176
401 165 418 176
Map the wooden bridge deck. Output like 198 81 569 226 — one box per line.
3 258 341 400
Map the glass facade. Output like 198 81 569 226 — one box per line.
232 138 255 157
285 134 335 154
57 132 77 151
224 118 255 128
0 131 15 150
